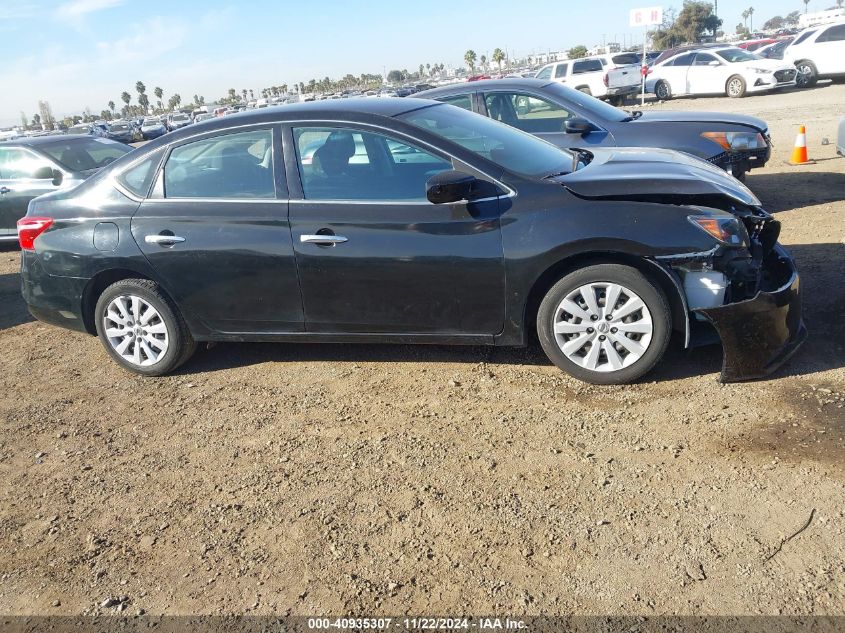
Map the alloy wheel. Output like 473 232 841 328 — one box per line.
103 294 170 367
728 78 744 97
552 282 653 373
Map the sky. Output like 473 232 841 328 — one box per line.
0 0 831 126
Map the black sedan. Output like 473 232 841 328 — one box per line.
17 100 804 384
0 135 132 242
417 79 771 181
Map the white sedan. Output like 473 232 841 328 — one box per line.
646 46 797 99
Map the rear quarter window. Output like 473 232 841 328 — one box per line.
117 149 164 198
572 59 603 74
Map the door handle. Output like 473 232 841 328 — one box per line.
300 234 348 246
145 234 186 246
0 187 10 195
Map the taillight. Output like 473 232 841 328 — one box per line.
17 217 53 250
603 73 609 87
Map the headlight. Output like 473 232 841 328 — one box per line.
701 131 767 151
688 215 748 246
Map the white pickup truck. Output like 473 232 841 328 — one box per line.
534 53 642 103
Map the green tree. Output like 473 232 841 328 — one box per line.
464 49 477 72
747 6 754 32
135 81 146 102
121 91 131 107
567 45 588 59
803 0 810 13
20 111 28 129
763 15 784 30
480 54 487 70
154 86 163 110
653 1 722 49
387 69 403 83
492 47 506 70
108 100 116 115
785 10 801 25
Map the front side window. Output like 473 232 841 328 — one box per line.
817 24 845 42
163 129 274 199
0 148 52 179
39 137 130 172
399 104 574 179
554 64 568 78
484 92 571 133
692 53 718 66
792 29 816 45
294 127 452 201
438 94 473 111
535 66 553 80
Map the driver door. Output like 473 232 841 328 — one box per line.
286 124 505 336
0 147 62 236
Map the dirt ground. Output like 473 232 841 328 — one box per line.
0 83 843 618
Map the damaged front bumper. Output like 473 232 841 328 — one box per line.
694 244 806 382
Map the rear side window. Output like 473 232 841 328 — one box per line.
163 129 274 199
792 29 816 45
692 53 718 66
535 66 553 80
554 64 568 78
438 94 473 111
669 53 696 66
817 24 845 42
612 53 640 65
572 59 603 74
117 149 163 197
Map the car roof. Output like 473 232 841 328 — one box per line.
0 134 96 147
417 78 555 98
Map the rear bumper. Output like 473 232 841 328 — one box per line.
606 84 641 97
20 251 89 334
695 244 805 382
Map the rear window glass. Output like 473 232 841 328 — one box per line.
38 137 131 171
612 53 640 65
572 59 603 74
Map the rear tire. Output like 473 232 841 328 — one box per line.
94 279 196 377
655 80 671 100
726 75 747 98
536 264 671 385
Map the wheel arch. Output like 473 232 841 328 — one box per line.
81 268 154 335
522 251 689 346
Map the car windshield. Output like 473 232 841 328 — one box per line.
172 115 189 121
38 137 132 171
542 82 631 122
717 48 760 63
398 103 574 178
67 125 89 134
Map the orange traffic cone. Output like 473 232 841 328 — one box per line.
789 125 814 165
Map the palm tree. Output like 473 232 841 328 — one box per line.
837 0 843 8
120 91 131 107
154 86 163 110
748 6 754 32
492 48 506 71
135 81 146 101
241 89 247 102
108 100 116 116
803 0 810 13
480 54 487 71
464 49 477 72
741 8 749 27
227 88 236 102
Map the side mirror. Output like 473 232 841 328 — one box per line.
426 170 478 204
565 117 593 135
33 166 54 180
52 169 64 186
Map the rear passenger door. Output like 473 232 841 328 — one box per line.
130 126 305 334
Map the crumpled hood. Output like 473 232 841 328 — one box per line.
632 110 767 132
560 147 761 207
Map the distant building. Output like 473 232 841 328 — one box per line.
799 8 845 28
527 51 567 66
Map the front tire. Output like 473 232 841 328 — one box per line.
726 75 747 98
795 61 818 88
536 264 671 385
94 279 196 376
